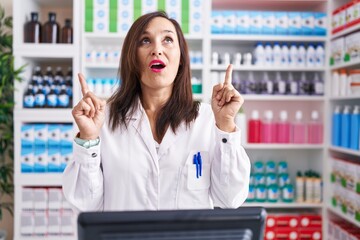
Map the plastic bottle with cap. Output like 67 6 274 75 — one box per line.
313 73 324 95
341 105 351 148
280 43 289 66
306 44 316 67
296 171 304 203
298 43 306 67
315 43 325 67
264 43 273 66
274 72 286 95
262 110 276 143
277 110 290 143
273 42 281 66
350 105 360 150
248 110 262 143
289 44 298 67
254 42 265 66
332 70 340 96
307 110 323 144
332 106 342 146
263 72 274 95
288 72 298 95
292 110 306 143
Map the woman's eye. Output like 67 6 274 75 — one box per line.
141 38 150 44
164 37 173 43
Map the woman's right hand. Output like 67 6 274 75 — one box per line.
72 73 107 140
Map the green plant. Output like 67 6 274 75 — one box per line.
0 4 24 220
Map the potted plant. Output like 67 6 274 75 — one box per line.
0 4 24 239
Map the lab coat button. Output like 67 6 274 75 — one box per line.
91 153 97 158
222 138 227 143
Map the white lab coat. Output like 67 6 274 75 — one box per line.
62 101 250 212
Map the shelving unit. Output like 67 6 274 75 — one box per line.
13 0 80 238
12 0 348 239
325 0 360 237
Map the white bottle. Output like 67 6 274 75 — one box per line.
289 44 298 67
340 69 348 96
280 43 289 66
313 73 324 95
212 52 219 66
263 72 274 94
275 72 286 95
264 43 273 66
254 42 265 66
288 72 298 95
332 70 340 97
315 44 325 67
306 44 316 67
273 43 282 66
298 44 306 67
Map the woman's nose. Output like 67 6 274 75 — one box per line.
151 51 162 56
151 43 162 56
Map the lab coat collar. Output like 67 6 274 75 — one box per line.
157 122 187 159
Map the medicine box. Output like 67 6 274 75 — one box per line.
275 12 288 35
211 11 223 34
262 12 275 35
301 12 314 35
236 11 250 34
34 124 47 148
21 124 34 148
223 11 236 34
48 147 61 172
314 12 327 36
48 124 60 148
249 11 262 34
21 147 34 173
60 124 73 148
34 147 47 173
288 12 302 35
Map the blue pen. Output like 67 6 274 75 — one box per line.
197 152 202 177
193 154 199 178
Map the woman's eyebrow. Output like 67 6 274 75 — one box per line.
141 30 175 35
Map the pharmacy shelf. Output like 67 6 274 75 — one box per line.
331 23 360 40
330 59 360 70
210 35 327 42
244 95 325 101
327 205 360 228
244 144 324 149
329 96 360 100
16 173 64 187
14 44 76 59
328 146 360 157
211 65 325 72
243 202 323 209
14 109 73 122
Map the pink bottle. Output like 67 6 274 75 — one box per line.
277 110 290 143
248 110 262 143
292 110 306 144
262 110 276 143
307 110 323 144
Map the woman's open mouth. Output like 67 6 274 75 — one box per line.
149 60 166 73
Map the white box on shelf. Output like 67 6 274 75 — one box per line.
60 124 73 148
346 31 360 62
142 0 157 15
262 11 275 35
61 211 74 235
34 124 47 148
21 124 34 148
250 11 262 34
48 211 61 236
21 188 34 211
60 147 72 172
34 211 47 236
48 147 61 172
21 147 34 173
314 12 327 36
211 11 223 34
223 11 236 34
20 212 34 236
189 1 203 35
288 12 302 35
166 0 181 23
118 0 134 34
275 12 288 35
301 12 314 36
34 147 47 173
94 9 109 33
33 188 48 211
331 37 345 65
236 11 250 34
48 124 61 148
94 0 109 8
48 188 62 211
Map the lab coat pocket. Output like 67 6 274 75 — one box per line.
187 151 210 190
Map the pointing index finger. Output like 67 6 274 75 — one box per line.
224 64 233 86
78 73 89 96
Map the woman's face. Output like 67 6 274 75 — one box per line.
137 17 181 94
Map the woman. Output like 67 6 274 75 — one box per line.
63 11 250 212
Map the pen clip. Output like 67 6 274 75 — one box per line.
193 154 199 178
197 152 202 177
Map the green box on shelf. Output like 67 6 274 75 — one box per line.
192 84 202 94
85 8 94 21
85 0 93 8
85 21 93 32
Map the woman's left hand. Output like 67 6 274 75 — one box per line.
211 64 244 132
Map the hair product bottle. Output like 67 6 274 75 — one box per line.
24 12 42 43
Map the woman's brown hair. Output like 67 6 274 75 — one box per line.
108 11 199 140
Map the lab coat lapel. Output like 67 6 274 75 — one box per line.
158 122 187 159
131 105 159 172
